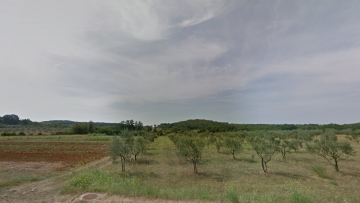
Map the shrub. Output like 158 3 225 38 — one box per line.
18 131 26 136
1 132 17 136
37 132 42 135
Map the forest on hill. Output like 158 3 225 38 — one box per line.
159 119 360 132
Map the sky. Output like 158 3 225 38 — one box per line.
1 0 360 125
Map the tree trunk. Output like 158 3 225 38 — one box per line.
135 154 137 161
121 157 124 172
281 148 286 159
335 162 339 172
232 152 236 160
261 158 267 172
193 161 197 173
121 157 126 172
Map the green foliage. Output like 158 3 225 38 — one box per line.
223 136 243 159
2 114 20 125
1 132 17 136
18 131 26 136
247 131 280 172
71 122 89 134
278 139 297 159
328 180 339 186
290 189 314 203
341 129 360 144
225 189 240 203
171 133 205 173
88 121 94 133
306 129 356 171
118 120 144 131
215 139 223 152
109 130 132 171
129 136 148 161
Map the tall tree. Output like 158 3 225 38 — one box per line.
88 121 94 133
2 114 20 125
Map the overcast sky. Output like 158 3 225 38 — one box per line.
1 0 360 125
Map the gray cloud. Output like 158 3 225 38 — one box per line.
1 0 360 124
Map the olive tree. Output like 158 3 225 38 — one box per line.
276 130 301 159
341 129 360 144
247 131 280 172
223 136 243 159
131 137 148 161
109 130 132 172
175 135 205 173
215 139 223 153
306 129 355 171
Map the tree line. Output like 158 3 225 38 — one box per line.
159 119 360 132
0 114 34 125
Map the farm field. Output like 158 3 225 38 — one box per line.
64 135 360 202
0 141 109 171
0 134 111 142
0 134 360 203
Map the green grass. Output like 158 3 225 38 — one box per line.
60 135 360 202
0 168 51 188
0 177 46 188
289 189 314 203
329 181 339 186
311 165 328 179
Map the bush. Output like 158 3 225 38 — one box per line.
18 131 26 136
37 132 42 135
1 132 17 136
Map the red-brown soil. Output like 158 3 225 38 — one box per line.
0 142 109 171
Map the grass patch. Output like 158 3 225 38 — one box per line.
311 166 328 179
62 169 218 200
0 176 47 188
329 180 339 186
224 189 239 203
289 189 314 203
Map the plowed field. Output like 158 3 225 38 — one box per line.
0 142 109 171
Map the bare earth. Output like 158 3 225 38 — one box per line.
0 161 66 172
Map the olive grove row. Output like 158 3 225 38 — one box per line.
110 129 359 173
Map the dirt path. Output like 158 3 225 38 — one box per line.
0 157 111 203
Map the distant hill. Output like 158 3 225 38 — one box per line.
158 119 360 132
41 120 118 127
